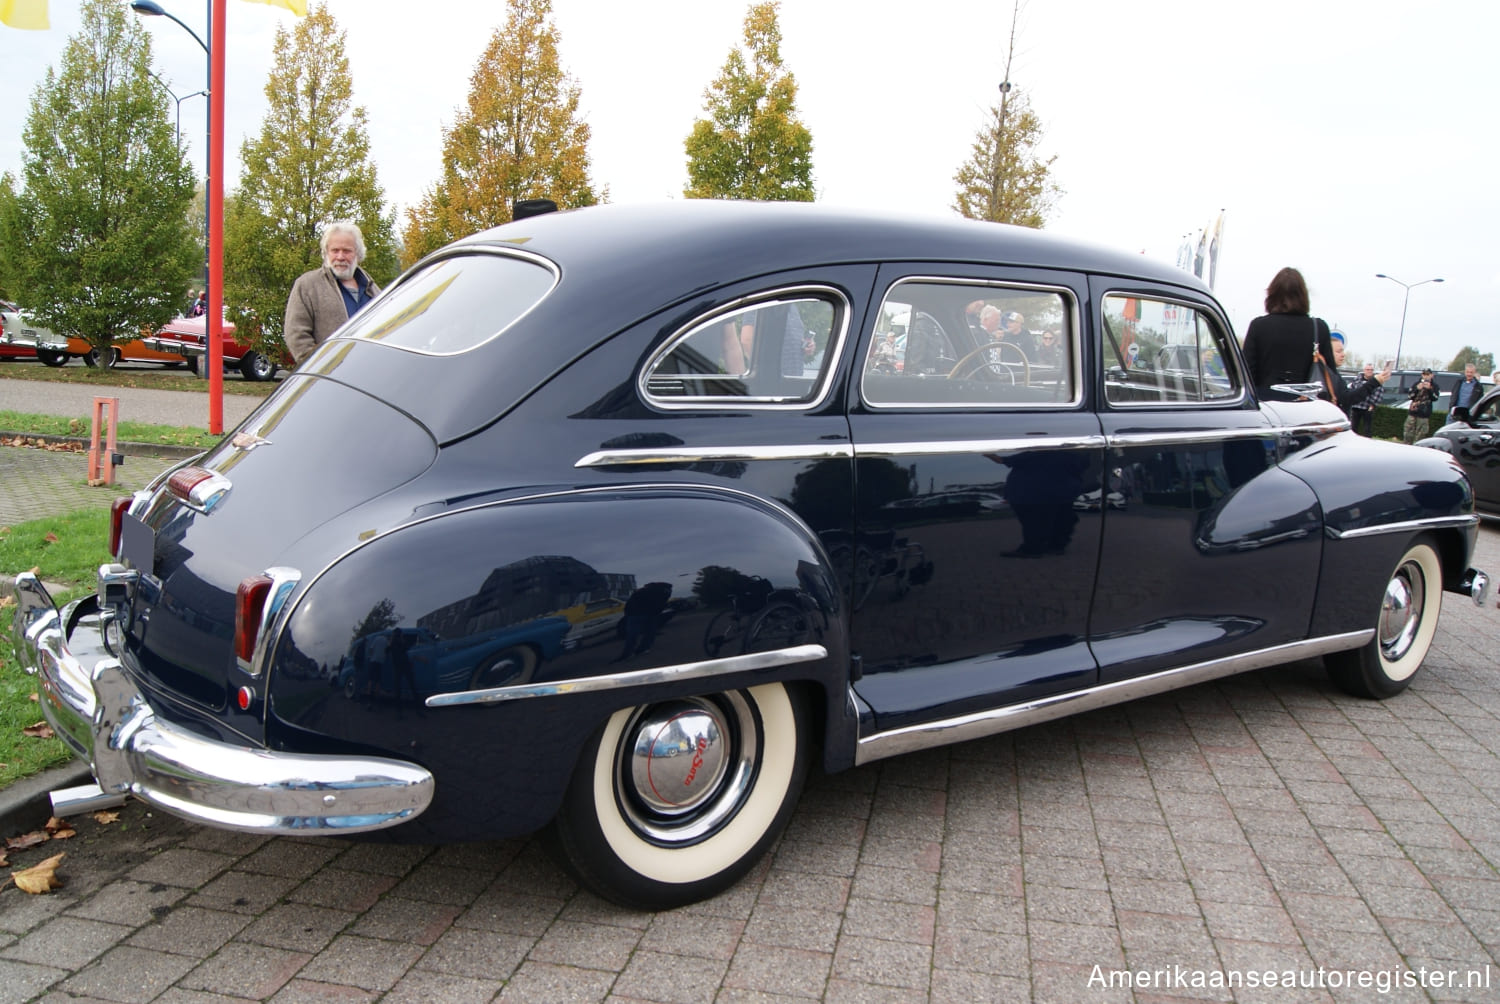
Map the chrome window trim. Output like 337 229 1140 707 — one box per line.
853 631 1372 765
639 285 851 411
861 275 1084 410
577 443 854 468
1327 514 1479 540
425 643 828 708
333 245 560 358
1099 290 1247 408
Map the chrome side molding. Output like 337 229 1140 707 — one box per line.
853 632 1372 765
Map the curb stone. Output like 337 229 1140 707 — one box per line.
0 760 91 838
0 431 204 461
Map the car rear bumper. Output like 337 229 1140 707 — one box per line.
10 572 434 834
139 335 231 360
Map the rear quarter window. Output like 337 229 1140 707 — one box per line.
338 250 558 355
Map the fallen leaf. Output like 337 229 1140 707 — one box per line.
92 810 120 825
0 595 14 611
5 831 49 852
0 849 8 868
44 817 76 840
28 692 38 702
43 532 58 543
22 721 55 739
12 853 65 894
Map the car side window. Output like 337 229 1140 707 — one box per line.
1101 294 1239 405
860 279 1077 408
642 290 843 408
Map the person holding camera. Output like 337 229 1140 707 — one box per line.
1403 368 1437 443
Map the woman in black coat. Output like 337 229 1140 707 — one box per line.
1242 267 1389 409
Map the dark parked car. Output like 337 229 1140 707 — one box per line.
13 201 1491 909
1419 387 1500 518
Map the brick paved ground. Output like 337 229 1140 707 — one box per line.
1 524 1495 1002
0 447 182 527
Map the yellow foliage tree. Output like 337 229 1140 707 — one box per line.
401 0 600 267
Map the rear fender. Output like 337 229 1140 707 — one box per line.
268 485 851 841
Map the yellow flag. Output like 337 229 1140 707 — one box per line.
240 0 307 14
0 0 49 30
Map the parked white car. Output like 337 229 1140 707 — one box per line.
0 300 71 366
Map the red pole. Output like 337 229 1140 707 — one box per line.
207 0 227 435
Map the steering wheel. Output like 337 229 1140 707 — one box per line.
948 340 1031 385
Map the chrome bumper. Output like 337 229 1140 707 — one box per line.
9 572 434 834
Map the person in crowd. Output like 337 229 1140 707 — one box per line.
1404 368 1437 443
1349 361 1383 436
1000 310 1036 356
1035 328 1062 367
1451 363 1483 422
284 221 381 366
1241 267 1390 407
188 290 207 318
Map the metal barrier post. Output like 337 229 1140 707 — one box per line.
88 397 123 486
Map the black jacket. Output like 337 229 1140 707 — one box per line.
1243 312 1380 410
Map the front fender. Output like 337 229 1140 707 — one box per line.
267 485 850 841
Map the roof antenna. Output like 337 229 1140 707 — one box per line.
512 199 558 221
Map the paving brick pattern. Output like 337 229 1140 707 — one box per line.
2 383 1498 1000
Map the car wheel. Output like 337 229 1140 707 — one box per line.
84 346 122 368
552 682 809 910
1326 537 1442 699
468 645 538 689
36 349 68 367
183 354 199 375
239 351 277 382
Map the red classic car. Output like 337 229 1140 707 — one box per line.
139 313 286 381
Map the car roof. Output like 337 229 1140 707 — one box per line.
337 201 1219 444
449 200 1205 296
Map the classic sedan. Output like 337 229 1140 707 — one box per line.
139 313 287 382
0 300 71 365
13 201 1490 910
1419 387 1500 518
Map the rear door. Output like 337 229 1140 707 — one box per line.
845 265 1104 733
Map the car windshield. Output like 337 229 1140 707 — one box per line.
339 250 557 355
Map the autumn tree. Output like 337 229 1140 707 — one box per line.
0 0 198 354
1447 346 1494 375
223 1 397 355
401 0 601 268
684 2 813 201
952 3 1060 227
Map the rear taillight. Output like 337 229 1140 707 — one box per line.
233 568 301 674
235 574 273 665
109 497 132 557
166 466 232 513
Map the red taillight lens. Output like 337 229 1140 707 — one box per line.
109 497 132 556
166 466 231 513
235 574 273 664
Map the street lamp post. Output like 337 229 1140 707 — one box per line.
1375 273 1445 371
146 72 207 150
131 0 225 433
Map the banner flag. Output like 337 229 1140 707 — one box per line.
240 0 307 14
0 0 49 30
1208 211 1225 289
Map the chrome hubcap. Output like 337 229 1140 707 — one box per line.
618 693 758 845
1378 561 1424 663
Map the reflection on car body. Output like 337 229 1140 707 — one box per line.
12 200 1490 914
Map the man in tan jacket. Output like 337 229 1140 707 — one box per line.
284 221 381 365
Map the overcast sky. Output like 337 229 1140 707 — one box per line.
5 0 1495 369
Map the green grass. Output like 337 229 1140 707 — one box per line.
0 361 278 397
1 509 111 787
0 410 221 451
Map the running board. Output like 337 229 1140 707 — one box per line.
853 631 1371 765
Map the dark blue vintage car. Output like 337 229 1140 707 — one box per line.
13 201 1491 909
1419 387 1500 519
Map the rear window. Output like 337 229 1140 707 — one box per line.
338 250 557 355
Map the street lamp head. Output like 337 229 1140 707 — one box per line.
130 1 166 15
998 81 1012 94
